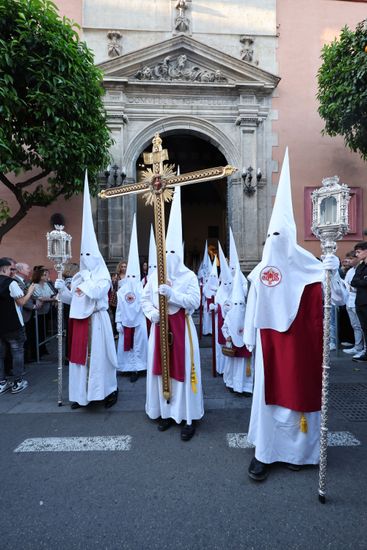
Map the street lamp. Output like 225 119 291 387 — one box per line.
46 224 72 406
311 175 350 504
104 164 126 187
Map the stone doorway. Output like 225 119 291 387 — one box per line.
136 132 228 271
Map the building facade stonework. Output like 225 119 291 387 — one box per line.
84 1 279 271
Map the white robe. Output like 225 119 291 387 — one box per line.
202 293 213 335
141 271 204 425
59 278 118 406
245 274 348 465
115 286 148 373
221 314 253 394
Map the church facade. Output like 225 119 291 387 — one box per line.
1 0 366 272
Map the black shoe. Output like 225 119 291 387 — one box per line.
157 418 175 432
130 372 139 383
181 423 196 441
70 402 81 410
104 388 119 408
248 457 269 481
352 355 367 362
285 463 302 471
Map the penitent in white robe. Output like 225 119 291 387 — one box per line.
141 271 204 425
59 276 118 406
115 282 148 373
245 275 347 465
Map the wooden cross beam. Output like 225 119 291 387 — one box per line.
99 133 237 401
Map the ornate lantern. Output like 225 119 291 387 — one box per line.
46 225 72 272
311 176 350 504
46 225 72 406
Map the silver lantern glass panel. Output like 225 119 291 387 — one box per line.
311 175 350 505
46 224 72 406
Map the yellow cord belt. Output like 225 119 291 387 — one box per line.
185 314 197 394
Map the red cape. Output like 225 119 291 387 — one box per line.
260 282 323 412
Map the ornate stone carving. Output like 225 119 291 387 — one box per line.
175 0 190 33
107 31 122 57
240 35 254 63
134 55 228 83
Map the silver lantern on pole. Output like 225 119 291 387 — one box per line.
311 175 350 503
46 224 72 406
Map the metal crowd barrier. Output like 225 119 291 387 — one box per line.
34 305 60 363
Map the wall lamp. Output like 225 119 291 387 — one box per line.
242 166 262 196
104 164 127 187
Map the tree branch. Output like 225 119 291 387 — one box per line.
17 170 50 189
0 205 28 242
0 172 25 205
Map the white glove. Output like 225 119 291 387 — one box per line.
223 301 232 314
245 344 254 353
158 284 172 299
209 303 216 311
116 322 123 333
150 310 160 323
54 278 65 290
321 254 339 272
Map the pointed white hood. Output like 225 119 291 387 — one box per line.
118 214 143 327
216 241 233 306
79 171 110 283
229 227 240 277
148 225 157 277
203 256 219 299
224 268 246 346
165 186 190 281
248 148 323 331
197 241 210 282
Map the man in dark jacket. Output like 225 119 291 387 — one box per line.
0 258 35 394
351 242 367 362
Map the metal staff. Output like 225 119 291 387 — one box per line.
311 176 350 503
46 225 72 406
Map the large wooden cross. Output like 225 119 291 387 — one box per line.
99 133 237 400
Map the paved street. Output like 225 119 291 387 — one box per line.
1 337 367 550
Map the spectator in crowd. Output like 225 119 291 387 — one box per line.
31 267 57 357
14 262 40 362
351 242 367 362
116 260 127 288
343 251 365 358
0 258 35 394
141 260 148 286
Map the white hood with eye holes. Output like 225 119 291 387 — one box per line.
247 148 323 332
118 214 144 327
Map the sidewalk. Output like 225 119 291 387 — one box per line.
1 337 367 419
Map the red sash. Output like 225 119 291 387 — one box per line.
68 318 89 365
260 283 323 413
232 343 252 358
217 304 226 345
153 309 186 382
124 326 135 351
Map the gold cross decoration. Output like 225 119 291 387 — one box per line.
99 133 237 401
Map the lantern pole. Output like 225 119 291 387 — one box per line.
311 176 350 503
46 225 72 406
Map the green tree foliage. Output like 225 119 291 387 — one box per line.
317 19 367 160
0 0 112 239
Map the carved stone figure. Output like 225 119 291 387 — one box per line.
175 0 190 33
107 30 122 57
240 35 254 63
133 55 228 83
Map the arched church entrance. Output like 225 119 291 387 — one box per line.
136 131 228 272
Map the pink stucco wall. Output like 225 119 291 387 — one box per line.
274 0 367 259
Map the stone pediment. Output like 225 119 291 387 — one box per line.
98 35 279 90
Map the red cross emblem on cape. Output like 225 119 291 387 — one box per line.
260 266 282 287
125 292 136 304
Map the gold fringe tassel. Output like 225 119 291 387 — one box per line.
186 314 197 394
300 413 308 433
246 357 251 377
